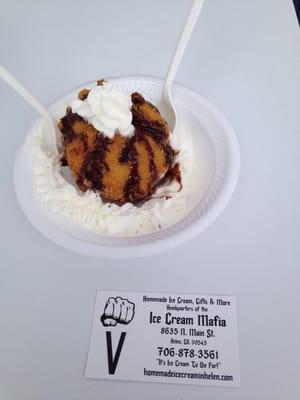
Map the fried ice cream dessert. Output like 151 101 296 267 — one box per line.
58 80 181 205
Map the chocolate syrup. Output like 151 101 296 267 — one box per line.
77 134 111 191
144 136 157 183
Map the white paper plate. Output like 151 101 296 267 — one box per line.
14 76 240 258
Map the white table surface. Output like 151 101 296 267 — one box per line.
0 0 300 399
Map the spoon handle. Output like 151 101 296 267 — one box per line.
164 0 205 94
0 64 58 151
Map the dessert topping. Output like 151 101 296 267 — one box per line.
71 82 134 139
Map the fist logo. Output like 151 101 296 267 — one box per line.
101 297 135 327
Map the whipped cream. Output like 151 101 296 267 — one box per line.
71 82 134 138
28 120 195 236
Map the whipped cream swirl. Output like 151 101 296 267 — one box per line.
71 82 134 138
28 120 195 236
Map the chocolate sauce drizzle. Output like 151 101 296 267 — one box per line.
77 134 111 191
119 135 141 202
144 136 157 184
59 108 82 144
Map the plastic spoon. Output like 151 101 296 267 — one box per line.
159 0 205 132
0 65 59 152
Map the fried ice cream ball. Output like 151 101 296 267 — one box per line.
59 86 180 205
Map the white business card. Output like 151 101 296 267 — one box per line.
85 291 240 387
